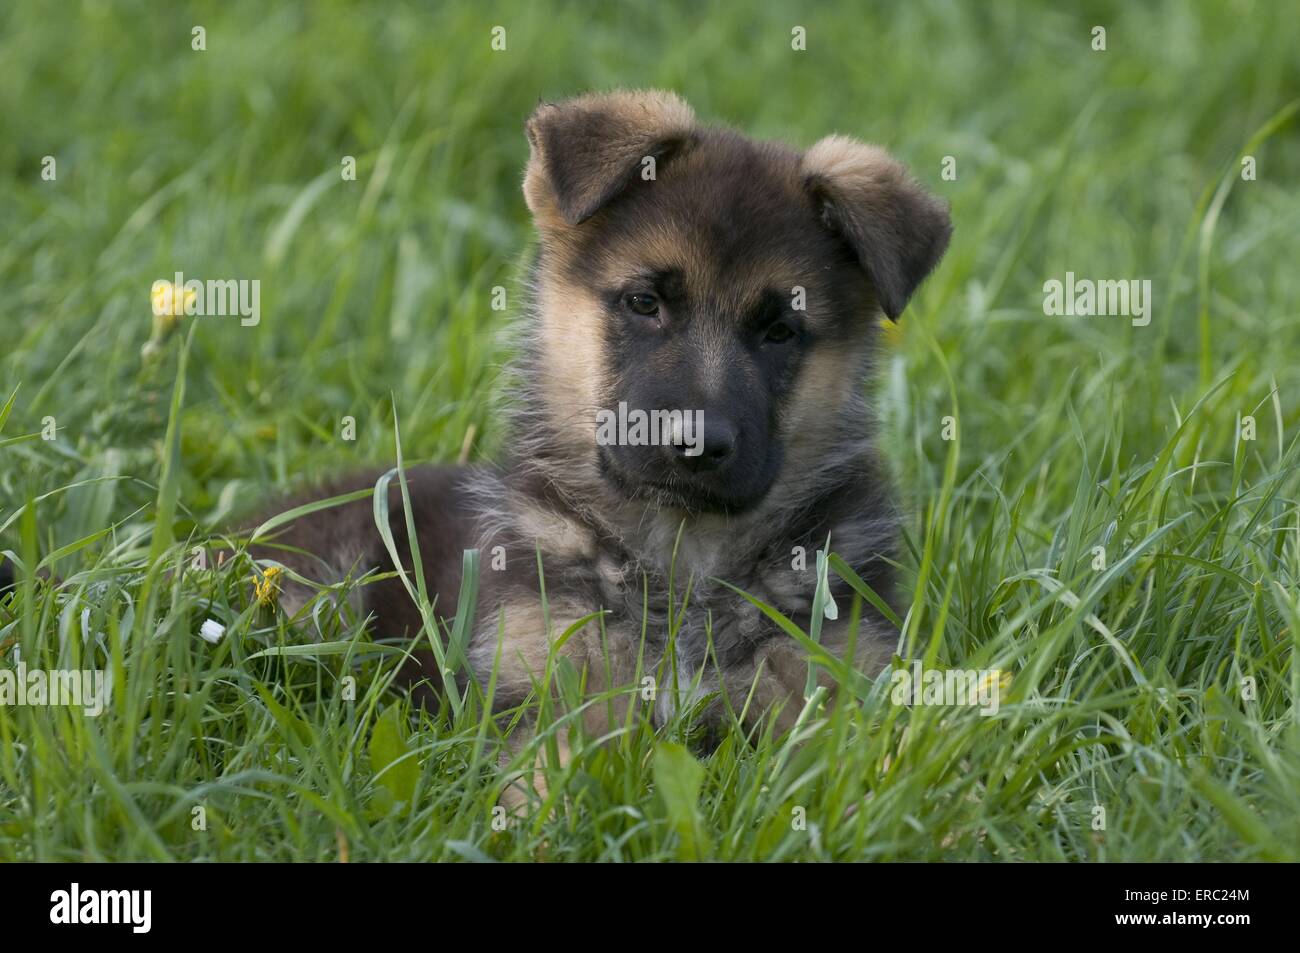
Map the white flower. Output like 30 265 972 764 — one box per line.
199 619 226 644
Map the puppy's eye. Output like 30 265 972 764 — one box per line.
624 293 660 316
763 321 796 344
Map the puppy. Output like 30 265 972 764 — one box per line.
249 89 950 750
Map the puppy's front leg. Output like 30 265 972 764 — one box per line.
724 617 898 735
476 598 632 812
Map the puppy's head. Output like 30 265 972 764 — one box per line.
522 89 950 514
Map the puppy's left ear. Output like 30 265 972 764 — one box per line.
802 136 951 320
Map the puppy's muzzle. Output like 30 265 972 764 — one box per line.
668 415 737 474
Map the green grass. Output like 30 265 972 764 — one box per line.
2 0 1299 861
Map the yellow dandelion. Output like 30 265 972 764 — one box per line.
150 281 196 328
143 281 198 360
253 566 283 607
977 669 1013 695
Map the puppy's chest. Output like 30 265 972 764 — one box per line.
477 499 826 667
557 538 817 667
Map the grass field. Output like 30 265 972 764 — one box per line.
2 0 1299 862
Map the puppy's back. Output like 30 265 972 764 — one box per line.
244 464 481 639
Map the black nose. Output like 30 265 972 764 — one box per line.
673 417 737 473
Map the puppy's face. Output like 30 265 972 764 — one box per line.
523 91 950 514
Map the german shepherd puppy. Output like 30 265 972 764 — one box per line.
250 89 950 755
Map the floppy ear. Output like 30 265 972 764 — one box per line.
523 89 696 227
802 136 951 320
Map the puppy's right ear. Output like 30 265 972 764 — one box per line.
524 89 696 228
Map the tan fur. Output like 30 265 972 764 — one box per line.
511 500 597 563
533 278 607 432
781 341 866 452
469 597 595 701
802 135 906 196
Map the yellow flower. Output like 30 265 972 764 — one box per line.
142 281 198 361
978 669 1013 695
150 281 196 328
252 566 283 606
878 315 903 346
